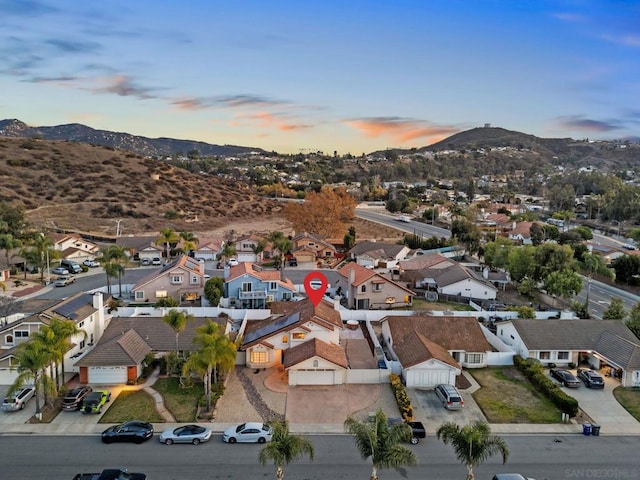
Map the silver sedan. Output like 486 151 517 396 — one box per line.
159 425 212 445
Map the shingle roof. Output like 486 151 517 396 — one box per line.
399 253 451 271
393 331 460 369
384 315 494 353
283 337 348 369
225 263 296 291
349 241 407 259
337 262 416 295
75 329 152 367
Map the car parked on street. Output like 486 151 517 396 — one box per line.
81 390 111 414
2 385 36 411
52 266 69 275
434 384 465 410
577 368 605 389
151 257 162 266
83 259 100 268
140 258 151 266
55 275 76 287
102 420 154 444
62 386 93 411
550 368 581 388
222 422 272 443
159 424 212 445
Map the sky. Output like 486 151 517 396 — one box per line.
0 0 639 155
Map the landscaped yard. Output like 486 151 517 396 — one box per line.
153 377 203 422
403 298 475 312
98 390 164 424
613 387 640 421
470 367 562 423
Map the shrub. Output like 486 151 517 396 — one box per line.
389 373 414 421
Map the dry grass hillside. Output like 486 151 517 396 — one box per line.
0 137 284 236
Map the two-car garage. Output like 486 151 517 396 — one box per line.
79 366 139 385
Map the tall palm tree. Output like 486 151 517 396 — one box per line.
180 231 199 256
47 317 86 389
251 239 267 263
219 242 236 265
268 231 292 279
436 420 509 480
344 408 418 480
156 228 180 260
162 309 195 354
99 244 127 296
9 337 55 415
0 233 20 272
258 420 314 480
181 320 236 411
20 233 58 283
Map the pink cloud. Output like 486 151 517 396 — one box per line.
346 117 458 144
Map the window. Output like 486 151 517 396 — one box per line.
170 275 183 284
373 284 383 292
539 351 551 360
282 336 288 344
360 285 366 293
282 292 292 300
312 359 319 368
269 281 277 291
155 290 168 298
78 321 84 328
80 339 85 349
557 351 569 360
90 333 94 344
242 282 253 292
191 275 199 284
465 353 483 364
5 334 13 344
135 291 145 300
15 330 29 338
292 332 305 340
250 351 268 364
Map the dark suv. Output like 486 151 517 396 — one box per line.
62 386 93 411
577 368 605 389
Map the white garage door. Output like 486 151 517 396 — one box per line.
236 253 255 263
89 366 127 385
293 370 335 386
407 369 452 388
0 368 18 385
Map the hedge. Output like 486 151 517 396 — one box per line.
389 373 414 421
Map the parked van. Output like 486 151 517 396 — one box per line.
61 259 83 274
434 384 464 410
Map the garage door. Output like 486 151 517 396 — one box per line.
0 368 18 385
89 366 127 385
293 370 335 386
407 369 452 388
237 253 255 263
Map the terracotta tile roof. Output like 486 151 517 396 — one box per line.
283 337 348 369
270 298 342 329
75 329 152 367
384 315 494 353
510 221 534 237
393 331 460 369
338 262 416 295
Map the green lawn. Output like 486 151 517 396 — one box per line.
613 387 640 421
153 377 202 422
402 298 475 312
98 390 164 424
470 367 562 423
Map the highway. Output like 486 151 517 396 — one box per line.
355 208 451 239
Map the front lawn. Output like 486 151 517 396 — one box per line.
613 387 640 421
470 367 562 423
403 298 475 312
98 390 164 424
153 377 202 422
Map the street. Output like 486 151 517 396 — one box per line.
1 433 639 479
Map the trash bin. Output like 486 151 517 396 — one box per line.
582 423 592 436
591 424 600 436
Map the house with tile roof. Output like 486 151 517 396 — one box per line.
508 221 535 245
51 233 100 263
241 298 346 384
193 236 225 262
291 232 337 263
348 241 410 269
131 255 206 304
74 315 229 384
497 319 640 387
233 235 268 263
337 262 415 310
224 262 298 308
0 292 107 385
380 315 495 387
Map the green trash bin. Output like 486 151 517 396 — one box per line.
582 423 591 435
591 424 600 436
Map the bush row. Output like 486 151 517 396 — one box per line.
513 355 579 417
389 373 414 421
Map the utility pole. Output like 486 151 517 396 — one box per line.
115 219 122 238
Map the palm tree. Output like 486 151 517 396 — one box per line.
156 228 180 260
268 231 292 279
258 420 314 480
436 420 509 480
9 337 55 415
251 239 267 263
0 233 20 272
162 309 194 354
19 233 58 283
99 244 127 296
219 242 236 265
46 318 86 389
181 320 236 411
344 408 418 480
179 231 199 256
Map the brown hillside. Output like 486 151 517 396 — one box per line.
0 137 284 236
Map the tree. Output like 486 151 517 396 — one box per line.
204 277 224 306
625 302 640 339
179 231 199 256
98 244 126 296
182 320 237 411
0 233 21 272
42 318 86 389
258 420 315 480
156 228 180 260
436 420 509 480
611 255 640 285
582 252 615 317
21 233 58 283
344 408 418 480
269 231 292 278
533 243 577 282
284 187 357 237
9 337 55 415
543 269 583 307
506 245 536 283
482 238 513 270
219 242 236 265
162 309 194 354
603 297 626 320
451 219 481 255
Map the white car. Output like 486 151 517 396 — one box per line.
227 258 239 267
222 422 272 444
2 385 36 411
83 259 100 268
159 424 212 445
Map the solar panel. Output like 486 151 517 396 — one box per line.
52 293 92 320
243 312 300 345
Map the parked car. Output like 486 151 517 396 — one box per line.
159 424 212 445
227 258 239 266
550 368 581 388
492 475 535 480
577 368 605 389
151 257 162 266
140 258 151 266
101 420 154 444
222 422 273 443
81 390 111 414
55 275 76 287
83 259 100 268
52 266 69 275
434 384 465 410
61 259 83 273
73 468 147 480
388 418 426 444
62 386 93 411
2 385 36 411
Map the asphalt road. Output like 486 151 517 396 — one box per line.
1 433 638 479
355 208 451 239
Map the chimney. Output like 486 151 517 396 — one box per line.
483 268 489 280
223 265 230 280
333 295 341 311
349 268 355 286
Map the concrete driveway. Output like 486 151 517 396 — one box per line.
0 385 37 424
409 386 486 431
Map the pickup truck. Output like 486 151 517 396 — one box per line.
72 468 146 480
388 418 426 444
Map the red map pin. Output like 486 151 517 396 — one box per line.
303 272 329 307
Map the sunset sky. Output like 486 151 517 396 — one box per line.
1 0 638 154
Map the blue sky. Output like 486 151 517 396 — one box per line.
0 0 638 154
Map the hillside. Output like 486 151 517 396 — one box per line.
0 137 282 236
